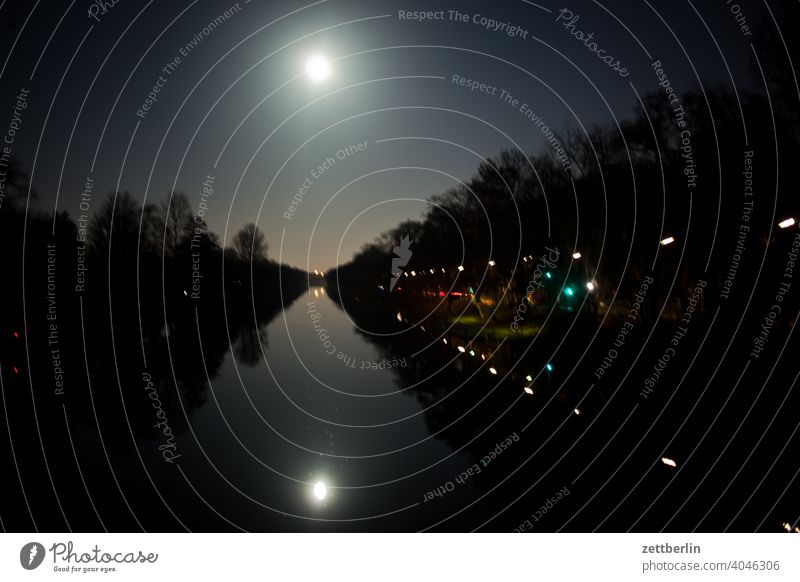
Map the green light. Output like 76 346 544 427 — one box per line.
546 363 553 372
469 286 474 294
564 287 574 297
545 272 552 279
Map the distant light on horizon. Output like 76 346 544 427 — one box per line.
457 265 464 272
524 386 534 395
778 217 796 229
661 457 677 468
457 346 466 353
489 367 498 375
488 260 496 267
572 252 581 259
660 236 675 246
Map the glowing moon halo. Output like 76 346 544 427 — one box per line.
313 480 327 501
305 55 331 82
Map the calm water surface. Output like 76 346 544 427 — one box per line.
171 288 473 530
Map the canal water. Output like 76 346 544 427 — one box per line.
167 287 475 531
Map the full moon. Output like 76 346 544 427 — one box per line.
305 55 331 82
313 480 327 500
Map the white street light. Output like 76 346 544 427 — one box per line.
488 260 496 267
660 236 675 246
778 217 796 229
457 265 465 272
572 252 582 259
524 386 534 395
586 281 596 291
661 457 677 468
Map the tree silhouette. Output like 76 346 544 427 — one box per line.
154 192 193 257
232 222 268 263
0 156 37 212
87 191 141 258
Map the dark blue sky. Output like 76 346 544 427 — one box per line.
1 0 765 269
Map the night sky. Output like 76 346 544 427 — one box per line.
1 0 766 270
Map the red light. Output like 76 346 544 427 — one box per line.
12 331 19 338
12 367 19 374
438 291 446 297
